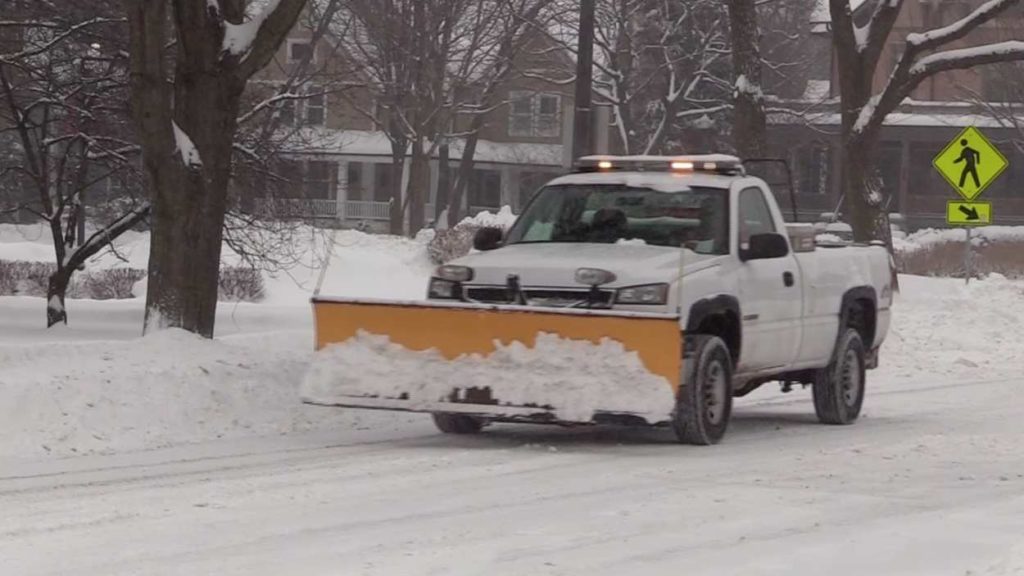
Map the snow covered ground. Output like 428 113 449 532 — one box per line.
2 223 1024 574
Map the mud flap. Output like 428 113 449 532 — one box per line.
302 297 683 424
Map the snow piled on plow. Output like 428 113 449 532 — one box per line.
301 331 676 424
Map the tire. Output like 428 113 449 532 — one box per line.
813 328 866 425
672 335 733 445
431 413 484 434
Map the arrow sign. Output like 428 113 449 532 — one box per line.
959 205 980 221
947 201 991 226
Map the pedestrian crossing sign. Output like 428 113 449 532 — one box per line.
932 126 1008 201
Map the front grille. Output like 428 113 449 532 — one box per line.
465 286 615 308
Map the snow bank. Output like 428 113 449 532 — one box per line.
301 331 676 424
895 225 1024 253
876 274 1024 383
0 329 333 459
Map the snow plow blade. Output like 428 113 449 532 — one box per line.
301 298 683 425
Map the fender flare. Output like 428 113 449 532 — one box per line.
839 286 878 349
686 295 742 365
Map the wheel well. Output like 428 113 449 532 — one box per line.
694 311 741 367
845 297 876 348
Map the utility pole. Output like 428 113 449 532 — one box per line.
572 0 595 161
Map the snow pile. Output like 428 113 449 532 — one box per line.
459 205 517 230
876 274 1024 383
0 329 375 460
301 331 676 424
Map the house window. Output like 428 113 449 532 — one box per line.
275 85 325 126
288 40 314 63
106 172 127 195
278 98 296 126
346 162 365 200
305 161 333 199
508 91 561 138
305 88 326 125
469 169 501 208
374 163 395 203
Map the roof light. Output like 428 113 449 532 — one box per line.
573 155 745 175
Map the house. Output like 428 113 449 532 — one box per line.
246 14 612 232
774 0 1024 230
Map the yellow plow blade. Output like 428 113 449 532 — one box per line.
303 298 683 424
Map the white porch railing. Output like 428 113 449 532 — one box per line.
254 198 445 224
254 198 337 218
342 200 391 220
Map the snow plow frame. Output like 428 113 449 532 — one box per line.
303 297 684 424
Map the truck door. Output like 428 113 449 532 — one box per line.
734 187 803 372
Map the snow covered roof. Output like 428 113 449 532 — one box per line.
284 128 565 166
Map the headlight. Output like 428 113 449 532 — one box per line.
616 283 669 305
436 265 474 282
428 278 458 299
575 267 617 286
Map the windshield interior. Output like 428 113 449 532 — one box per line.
505 183 729 255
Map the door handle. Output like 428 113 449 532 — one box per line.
783 271 794 287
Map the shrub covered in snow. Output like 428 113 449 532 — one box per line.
0 260 55 296
217 266 266 302
71 268 147 300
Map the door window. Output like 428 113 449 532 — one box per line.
738 187 776 247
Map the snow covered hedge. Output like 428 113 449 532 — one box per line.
0 260 266 301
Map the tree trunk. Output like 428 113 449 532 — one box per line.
447 134 480 228
144 74 244 337
46 269 71 327
727 0 767 159
406 140 429 236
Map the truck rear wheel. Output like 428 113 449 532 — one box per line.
431 413 485 434
672 335 733 445
813 328 866 425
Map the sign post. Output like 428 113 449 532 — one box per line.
933 126 1008 284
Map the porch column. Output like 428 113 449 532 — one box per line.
336 159 349 221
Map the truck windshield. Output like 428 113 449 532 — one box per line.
505 184 729 255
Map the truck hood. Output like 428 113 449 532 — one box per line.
452 242 719 287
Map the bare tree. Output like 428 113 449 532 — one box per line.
340 0 553 234
830 0 1024 241
125 0 306 337
545 0 731 155
0 0 150 326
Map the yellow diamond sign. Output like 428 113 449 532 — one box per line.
933 126 1008 200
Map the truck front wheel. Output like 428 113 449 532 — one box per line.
813 328 866 425
672 335 733 445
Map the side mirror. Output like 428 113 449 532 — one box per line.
473 227 504 251
740 232 790 261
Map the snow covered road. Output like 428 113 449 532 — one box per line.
3 371 1023 576
4 250 1024 576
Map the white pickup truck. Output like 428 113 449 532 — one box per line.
428 155 894 443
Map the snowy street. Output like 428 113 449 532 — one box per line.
3 368 1023 576
3 258 1024 574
